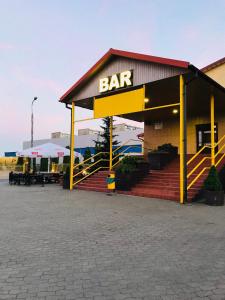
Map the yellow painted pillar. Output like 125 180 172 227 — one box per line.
70 101 75 190
109 116 113 171
210 93 215 166
179 75 184 204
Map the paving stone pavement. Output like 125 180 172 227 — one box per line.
0 182 225 300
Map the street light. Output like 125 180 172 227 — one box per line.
31 97 38 172
31 97 38 148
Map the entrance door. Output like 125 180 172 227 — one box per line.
196 123 218 153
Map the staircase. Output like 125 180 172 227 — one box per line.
76 170 108 192
76 154 225 203
118 154 225 202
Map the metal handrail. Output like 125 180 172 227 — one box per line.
73 158 108 178
215 142 225 158
187 134 225 166
187 134 225 190
112 139 141 154
187 156 210 179
187 167 209 190
73 151 108 169
215 153 225 167
112 145 142 169
74 166 108 186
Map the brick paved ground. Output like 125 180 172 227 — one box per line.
0 182 225 300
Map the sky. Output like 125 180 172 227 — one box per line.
0 0 225 154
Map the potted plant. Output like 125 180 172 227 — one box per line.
115 156 149 190
203 166 224 206
63 166 70 189
115 156 138 190
148 143 178 170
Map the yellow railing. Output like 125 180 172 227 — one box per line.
112 145 142 169
112 139 141 155
73 151 108 169
73 158 109 186
73 151 109 186
187 134 225 166
73 139 143 186
187 134 225 190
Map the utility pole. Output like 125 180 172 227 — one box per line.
31 97 38 172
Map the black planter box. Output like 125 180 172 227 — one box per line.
148 151 177 170
63 174 70 189
116 172 134 190
116 162 149 191
204 190 224 206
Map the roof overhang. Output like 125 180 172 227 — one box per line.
60 49 225 124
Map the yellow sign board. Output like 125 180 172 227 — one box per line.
94 88 144 118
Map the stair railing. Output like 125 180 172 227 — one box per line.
111 139 144 169
73 139 143 186
73 152 109 186
112 145 142 169
187 134 225 190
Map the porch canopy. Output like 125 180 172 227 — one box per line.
60 48 225 203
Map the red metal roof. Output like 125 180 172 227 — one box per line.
201 57 225 73
60 48 189 103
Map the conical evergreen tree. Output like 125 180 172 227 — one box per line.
94 117 119 153
93 117 120 167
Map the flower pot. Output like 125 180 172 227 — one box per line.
63 174 70 189
116 173 133 190
148 152 170 170
204 190 224 206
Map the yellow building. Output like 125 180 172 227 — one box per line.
202 57 225 88
60 49 225 204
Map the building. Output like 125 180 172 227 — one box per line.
60 49 225 203
78 128 100 136
202 57 225 87
51 132 70 139
23 126 143 156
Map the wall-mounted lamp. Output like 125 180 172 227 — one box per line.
172 108 179 114
144 98 149 103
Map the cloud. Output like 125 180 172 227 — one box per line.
0 43 14 50
11 66 64 95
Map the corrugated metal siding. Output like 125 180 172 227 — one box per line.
73 57 187 101
75 144 142 156
23 129 143 150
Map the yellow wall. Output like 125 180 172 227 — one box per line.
0 157 18 165
144 115 225 155
144 61 225 156
204 63 225 88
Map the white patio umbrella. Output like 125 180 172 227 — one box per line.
17 143 82 172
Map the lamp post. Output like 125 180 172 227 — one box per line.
31 97 38 148
31 97 38 172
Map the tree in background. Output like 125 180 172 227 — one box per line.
94 117 119 153
93 117 119 167
83 148 92 162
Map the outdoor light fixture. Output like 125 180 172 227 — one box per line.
144 98 149 103
172 108 178 114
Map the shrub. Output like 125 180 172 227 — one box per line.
116 156 138 174
157 143 177 153
83 148 92 162
204 166 222 191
